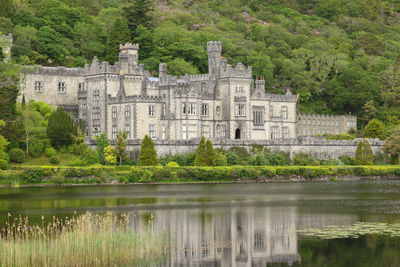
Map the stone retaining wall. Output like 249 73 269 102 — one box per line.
86 137 384 159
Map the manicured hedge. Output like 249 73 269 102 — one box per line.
1 165 400 185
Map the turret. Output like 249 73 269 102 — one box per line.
159 63 167 78
255 77 265 91
207 41 222 80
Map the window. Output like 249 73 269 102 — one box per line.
92 125 101 137
182 103 187 115
148 105 156 117
282 126 289 138
236 104 245 116
93 90 100 101
112 107 117 119
336 121 339 126
217 125 226 137
271 126 280 139
162 103 166 116
183 123 197 139
281 106 288 119
252 106 264 125
347 121 356 127
125 124 130 139
188 103 196 115
216 106 220 116
58 82 66 94
201 82 206 92
149 124 156 138
161 125 166 140
112 125 117 139
188 124 197 138
125 106 131 118
92 107 101 119
82 100 87 113
308 119 311 125
254 232 265 251
201 104 208 116
202 125 210 138
78 83 84 91
35 81 43 93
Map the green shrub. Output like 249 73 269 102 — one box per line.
352 166 371 176
166 162 179 167
0 159 8 170
29 139 44 158
21 169 46 183
293 152 320 166
67 144 80 155
355 140 373 165
363 119 385 140
51 175 65 185
138 135 158 166
215 151 227 166
50 155 60 165
80 149 100 166
45 147 57 158
9 148 25 163
129 167 154 182
339 155 356 165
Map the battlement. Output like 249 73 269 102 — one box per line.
266 93 297 102
207 41 221 53
120 43 139 51
21 65 85 76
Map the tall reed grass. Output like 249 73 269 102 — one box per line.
0 212 166 266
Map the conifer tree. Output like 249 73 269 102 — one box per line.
355 140 373 165
194 136 207 166
124 0 152 39
205 139 217 166
105 17 131 64
138 135 158 166
46 107 76 148
96 133 109 165
116 130 128 165
363 118 385 140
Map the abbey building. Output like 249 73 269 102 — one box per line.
19 41 355 141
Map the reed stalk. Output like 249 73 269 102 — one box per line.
0 212 166 266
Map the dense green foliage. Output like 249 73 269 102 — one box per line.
104 145 117 165
0 0 399 130
0 120 9 169
9 148 25 163
355 140 374 165
47 107 76 148
115 131 127 165
96 133 109 165
363 118 386 139
194 137 216 166
138 135 158 166
383 135 400 164
2 165 400 185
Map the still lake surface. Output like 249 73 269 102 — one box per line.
1 181 400 266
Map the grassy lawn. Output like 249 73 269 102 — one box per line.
11 153 80 167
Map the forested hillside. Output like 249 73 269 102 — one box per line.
1 0 400 130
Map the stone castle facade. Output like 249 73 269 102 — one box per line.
20 41 356 141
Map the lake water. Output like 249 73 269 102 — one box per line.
1 181 400 266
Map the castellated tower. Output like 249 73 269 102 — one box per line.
207 41 222 80
119 43 139 73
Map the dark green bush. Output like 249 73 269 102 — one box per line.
0 159 8 170
9 148 25 163
293 152 320 166
45 147 56 158
352 167 371 176
339 155 356 165
80 149 100 166
29 139 44 158
49 155 60 165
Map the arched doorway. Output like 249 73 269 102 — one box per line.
235 128 241 139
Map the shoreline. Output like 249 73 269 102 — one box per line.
1 175 399 188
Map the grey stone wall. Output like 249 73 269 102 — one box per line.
86 137 383 160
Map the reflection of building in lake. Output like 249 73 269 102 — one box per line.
129 207 299 266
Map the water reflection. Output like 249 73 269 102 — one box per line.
130 207 357 266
